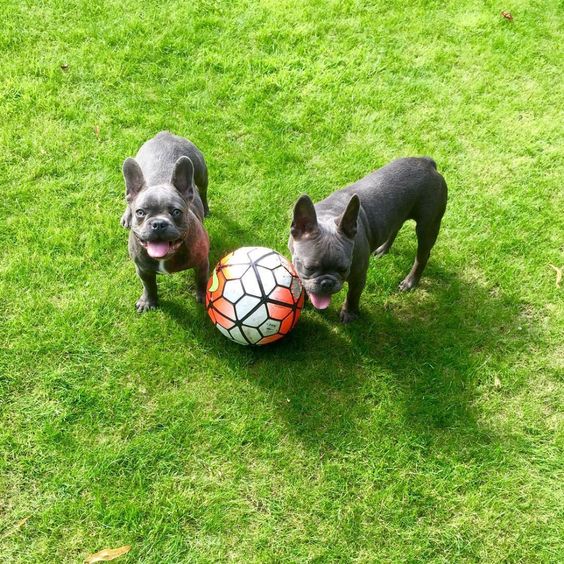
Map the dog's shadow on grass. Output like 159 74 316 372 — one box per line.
165 225 531 455
220 263 530 454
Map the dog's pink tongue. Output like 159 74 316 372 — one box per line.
146 241 170 258
309 293 331 310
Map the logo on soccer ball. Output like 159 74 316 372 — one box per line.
206 247 305 345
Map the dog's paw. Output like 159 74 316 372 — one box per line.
373 245 389 258
398 276 418 292
120 210 132 229
339 307 359 324
195 290 206 304
136 296 158 312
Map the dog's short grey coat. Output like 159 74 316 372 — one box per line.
121 131 210 312
289 157 447 323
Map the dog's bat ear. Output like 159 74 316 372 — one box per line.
291 195 318 239
171 156 195 202
122 158 145 199
337 194 360 239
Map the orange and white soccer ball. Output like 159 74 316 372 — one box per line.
206 247 305 345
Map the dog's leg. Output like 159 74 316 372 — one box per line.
194 258 209 304
340 259 368 323
373 228 399 257
120 207 132 228
136 268 158 312
399 218 442 291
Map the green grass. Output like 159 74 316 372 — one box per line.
1 0 563 561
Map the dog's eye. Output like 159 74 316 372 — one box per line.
135 209 146 218
171 209 182 217
303 265 316 275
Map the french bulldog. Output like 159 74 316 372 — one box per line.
120 131 210 312
289 157 447 323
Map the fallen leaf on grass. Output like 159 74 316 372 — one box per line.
94 125 100 138
494 376 502 389
501 11 513 21
60 63 69 71
549 264 562 288
1 515 31 538
84 545 131 563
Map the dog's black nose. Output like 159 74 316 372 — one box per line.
150 220 168 231
320 278 334 292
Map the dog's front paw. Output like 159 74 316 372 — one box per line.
121 210 132 229
136 296 158 312
398 275 418 292
340 307 359 324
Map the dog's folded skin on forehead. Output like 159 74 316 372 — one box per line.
121 131 210 312
289 157 448 323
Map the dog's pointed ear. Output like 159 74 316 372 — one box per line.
337 194 360 239
171 156 195 201
122 158 145 200
291 195 318 239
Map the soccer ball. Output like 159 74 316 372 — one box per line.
206 247 305 345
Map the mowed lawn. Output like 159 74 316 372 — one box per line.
1 0 563 561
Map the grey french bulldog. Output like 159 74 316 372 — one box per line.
120 131 210 312
288 157 448 323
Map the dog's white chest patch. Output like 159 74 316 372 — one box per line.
158 260 169 274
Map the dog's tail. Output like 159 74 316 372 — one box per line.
422 156 437 169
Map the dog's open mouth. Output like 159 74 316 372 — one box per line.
139 238 183 259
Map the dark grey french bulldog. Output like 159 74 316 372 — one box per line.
288 157 447 323
120 131 210 312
